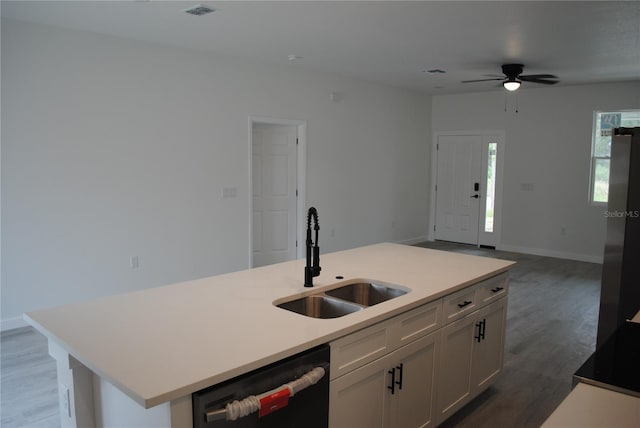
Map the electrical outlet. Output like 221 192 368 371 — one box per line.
130 256 139 269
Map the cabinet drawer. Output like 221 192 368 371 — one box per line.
475 272 508 305
330 321 391 380
392 299 442 348
442 287 478 325
331 299 442 380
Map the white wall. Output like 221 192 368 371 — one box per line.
1 20 431 329
432 81 640 262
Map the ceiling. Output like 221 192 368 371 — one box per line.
2 1 640 94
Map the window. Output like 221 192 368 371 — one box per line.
590 110 640 204
484 142 497 233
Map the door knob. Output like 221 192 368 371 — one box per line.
470 194 480 199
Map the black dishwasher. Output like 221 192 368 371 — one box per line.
192 345 330 428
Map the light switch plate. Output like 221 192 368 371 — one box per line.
520 183 534 191
222 187 238 198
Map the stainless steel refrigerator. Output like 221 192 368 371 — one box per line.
596 127 640 348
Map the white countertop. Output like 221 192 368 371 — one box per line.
24 243 513 409
542 383 640 428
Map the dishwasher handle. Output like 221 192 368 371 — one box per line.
206 408 227 422
205 365 327 422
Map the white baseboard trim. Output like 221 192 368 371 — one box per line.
497 244 603 264
1 316 29 332
396 236 429 246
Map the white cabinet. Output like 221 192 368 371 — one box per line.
329 331 440 428
386 332 440 428
330 300 442 381
435 310 476 420
329 299 442 428
329 352 389 428
471 297 507 391
329 272 509 428
436 296 507 425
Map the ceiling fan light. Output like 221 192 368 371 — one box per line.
503 80 521 91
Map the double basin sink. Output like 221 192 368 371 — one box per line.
275 281 409 319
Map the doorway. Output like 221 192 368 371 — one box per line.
249 117 306 267
430 132 504 247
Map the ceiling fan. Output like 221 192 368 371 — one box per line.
462 64 559 91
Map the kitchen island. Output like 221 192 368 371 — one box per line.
25 243 514 427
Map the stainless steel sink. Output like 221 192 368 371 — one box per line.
275 280 409 319
276 295 363 319
325 282 408 306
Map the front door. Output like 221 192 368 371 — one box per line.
433 132 502 247
252 124 297 267
434 135 483 245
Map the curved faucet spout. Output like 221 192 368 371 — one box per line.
307 207 318 228
305 207 321 287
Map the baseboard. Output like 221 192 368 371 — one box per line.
1 316 29 332
396 235 429 246
497 244 604 264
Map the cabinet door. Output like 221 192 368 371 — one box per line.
435 314 475 424
387 331 441 428
471 297 507 392
329 353 393 428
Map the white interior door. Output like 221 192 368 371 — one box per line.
434 135 482 245
252 124 297 267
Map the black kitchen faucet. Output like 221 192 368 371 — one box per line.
304 207 321 287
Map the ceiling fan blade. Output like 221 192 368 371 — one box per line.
520 77 559 85
461 78 504 83
519 74 558 79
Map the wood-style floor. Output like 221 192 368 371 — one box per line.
0 241 602 428
1 326 59 428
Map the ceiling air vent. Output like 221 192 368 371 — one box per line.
184 4 216 16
